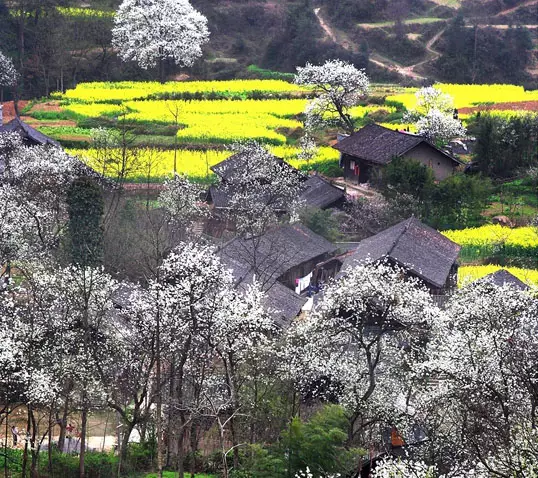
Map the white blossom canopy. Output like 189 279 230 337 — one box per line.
416 108 466 143
295 59 369 133
112 0 210 69
0 49 18 88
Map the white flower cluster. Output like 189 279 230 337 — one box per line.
112 0 210 69
0 133 78 264
0 49 18 87
295 59 369 133
406 86 466 143
159 173 206 225
416 109 467 143
223 141 305 235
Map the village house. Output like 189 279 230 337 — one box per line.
342 216 461 297
218 222 341 327
333 123 462 183
207 151 346 212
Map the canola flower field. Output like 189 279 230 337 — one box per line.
67 146 340 182
458 265 538 288
30 79 538 181
442 225 538 261
387 83 538 110
57 80 308 103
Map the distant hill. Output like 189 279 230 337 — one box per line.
0 0 536 98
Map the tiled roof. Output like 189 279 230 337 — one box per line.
342 217 461 289
0 117 60 147
333 123 461 165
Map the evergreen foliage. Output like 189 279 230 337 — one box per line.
66 176 104 267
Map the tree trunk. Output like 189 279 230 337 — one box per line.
21 405 32 478
57 396 70 452
119 421 135 472
79 403 88 478
156 309 163 478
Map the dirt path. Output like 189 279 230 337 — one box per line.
398 27 446 77
494 0 537 17
314 7 339 45
312 7 446 81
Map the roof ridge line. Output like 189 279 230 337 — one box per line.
386 217 413 258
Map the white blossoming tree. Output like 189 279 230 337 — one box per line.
112 0 210 82
285 262 439 444
372 457 437 478
405 86 466 145
0 264 118 477
222 141 305 237
158 173 206 227
295 59 369 134
413 280 538 476
0 49 18 91
416 109 466 144
0 133 78 278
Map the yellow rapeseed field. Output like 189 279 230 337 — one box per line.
68 146 340 181
387 83 538 110
442 225 538 250
59 80 307 103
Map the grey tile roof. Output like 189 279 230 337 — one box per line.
218 223 338 326
342 217 461 289
209 174 346 211
0 117 60 147
299 175 346 209
477 269 530 291
333 123 461 166
211 150 298 181
217 243 307 328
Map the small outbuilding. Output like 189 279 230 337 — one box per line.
475 269 530 291
0 116 60 147
208 152 346 212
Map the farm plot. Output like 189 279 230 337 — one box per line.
388 83 538 110
442 225 538 262
68 146 341 182
58 80 308 103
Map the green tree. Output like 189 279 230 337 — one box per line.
472 113 538 178
380 156 435 202
66 177 104 267
429 174 491 229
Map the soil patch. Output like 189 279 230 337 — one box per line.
30 101 62 113
460 101 538 114
1 101 30 122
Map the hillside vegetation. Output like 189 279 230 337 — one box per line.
0 0 536 99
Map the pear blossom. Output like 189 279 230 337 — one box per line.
0 49 18 87
112 0 210 71
404 86 465 144
295 59 369 134
285 262 439 442
416 109 466 143
221 141 305 236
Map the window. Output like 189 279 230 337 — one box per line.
350 160 355 170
